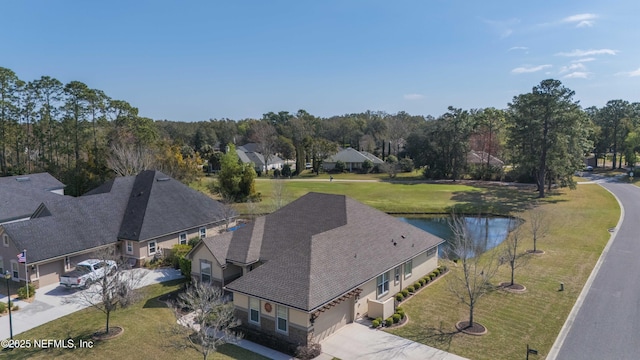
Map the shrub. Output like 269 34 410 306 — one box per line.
401 289 409 297
385 318 393 327
273 169 281 178
395 293 404 302
396 308 406 319
414 282 421 289
419 278 426 286
440 265 448 273
407 285 415 293
334 160 346 173
170 243 192 268
12 305 18 311
361 159 373 173
429 273 436 280
17 284 36 299
371 319 381 328
179 257 192 280
0 302 5 313
282 164 292 177
187 236 201 248
396 306 403 312
392 313 401 323
295 342 321 360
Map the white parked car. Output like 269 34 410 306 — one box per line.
60 259 117 288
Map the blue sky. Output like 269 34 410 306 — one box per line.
3 1 639 122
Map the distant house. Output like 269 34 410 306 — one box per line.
323 147 384 172
188 192 443 353
467 150 504 167
0 170 235 288
237 143 284 173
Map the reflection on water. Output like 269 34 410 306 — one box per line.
398 216 518 255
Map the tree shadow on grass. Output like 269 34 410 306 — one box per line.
448 184 567 215
399 324 462 353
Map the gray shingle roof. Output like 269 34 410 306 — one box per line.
325 148 384 164
0 173 66 223
225 192 443 312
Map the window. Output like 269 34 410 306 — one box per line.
377 271 389 298
404 259 413 279
179 232 187 245
199 227 206 239
11 262 19 280
201 260 211 284
276 305 288 333
249 298 260 324
394 266 400 285
148 241 157 255
2 234 8 247
126 241 133 254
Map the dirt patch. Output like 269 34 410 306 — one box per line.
499 282 527 293
456 321 487 336
526 249 545 255
92 326 124 341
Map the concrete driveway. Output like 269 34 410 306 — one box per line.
320 321 468 360
0 268 183 340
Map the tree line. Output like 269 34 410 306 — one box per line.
2 66 639 198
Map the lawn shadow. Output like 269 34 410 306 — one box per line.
395 323 461 353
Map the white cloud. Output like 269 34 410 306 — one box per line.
511 64 552 74
572 57 596 63
555 49 618 57
563 72 591 79
561 13 598 27
560 63 587 73
616 67 640 77
482 18 520 38
508 46 528 52
403 94 425 100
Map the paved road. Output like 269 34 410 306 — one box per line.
551 179 640 360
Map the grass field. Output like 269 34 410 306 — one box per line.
8 280 269 360
387 183 619 360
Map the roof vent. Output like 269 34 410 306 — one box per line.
15 177 30 182
156 177 170 182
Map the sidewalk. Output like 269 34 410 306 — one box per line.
0 268 183 340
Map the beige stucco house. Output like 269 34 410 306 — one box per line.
0 170 234 288
188 192 443 354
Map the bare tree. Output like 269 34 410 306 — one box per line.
529 207 548 253
106 141 155 176
271 179 290 211
446 214 502 331
63 247 143 335
249 121 278 173
174 282 242 360
215 191 237 232
502 221 528 287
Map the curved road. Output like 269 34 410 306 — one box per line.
550 178 640 359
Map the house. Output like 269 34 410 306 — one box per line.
322 147 384 172
0 170 234 288
467 150 504 167
188 192 443 353
237 143 284 173
0 173 66 225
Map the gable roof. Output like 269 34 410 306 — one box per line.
467 150 504 167
325 148 384 164
0 173 66 223
225 192 443 312
2 170 231 263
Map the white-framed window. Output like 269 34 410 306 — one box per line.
199 227 206 239
404 259 413 279
200 260 211 284
148 241 157 255
249 297 260 324
377 271 389 298
2 234 8 247
276 305 288 334
11 261 19 280
126 241 133 255
394 266 400 285
179 232 187 245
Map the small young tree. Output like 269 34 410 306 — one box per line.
529 207 548 253
64 246 143 335
502 222 528 288
175 282 242 360
446 214 502 332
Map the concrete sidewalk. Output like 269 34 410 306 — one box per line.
0 268 183 340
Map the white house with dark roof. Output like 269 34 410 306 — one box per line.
322 147 384 172
188 192 443 353
0 170 235 288
236 143 284 173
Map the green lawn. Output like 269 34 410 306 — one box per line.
387 183 619 360
8 280 269 360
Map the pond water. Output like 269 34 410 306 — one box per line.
398 216 517 255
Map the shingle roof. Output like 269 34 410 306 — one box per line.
0 173 66 223
467 150 504 167
325 148 384 164
225 192 443 312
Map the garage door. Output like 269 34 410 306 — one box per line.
37 261 65 287
312 298 353 343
